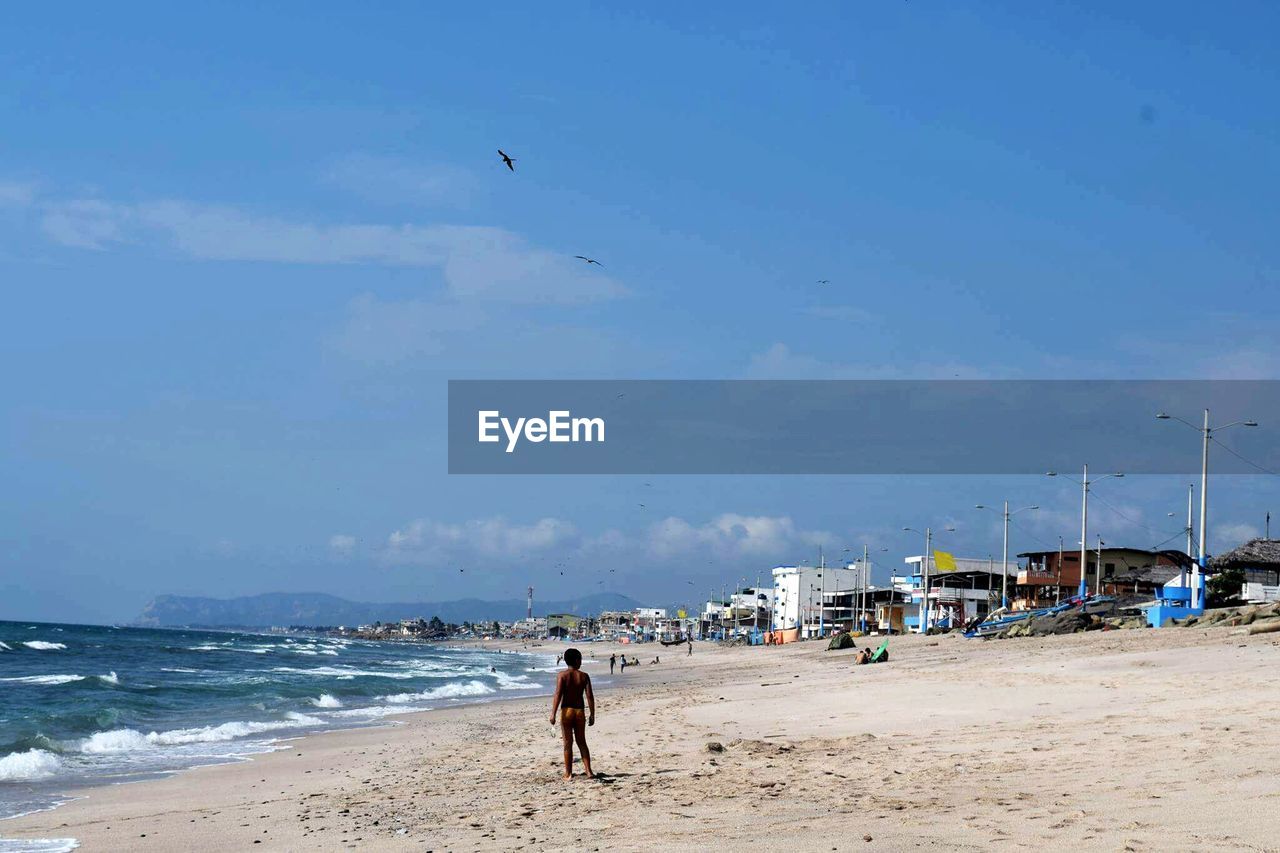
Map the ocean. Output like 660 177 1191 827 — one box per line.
0 621 555 833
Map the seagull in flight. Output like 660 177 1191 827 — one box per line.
816 279 831 285
574 255 603 266
498 149 516 171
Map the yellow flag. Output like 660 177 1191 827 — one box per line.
677 609 687 619
933 550 957 572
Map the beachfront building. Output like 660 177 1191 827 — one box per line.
1016 547 1185 607
546 613 582 639
627 607 666 641
511 616 546 637
597 610 633 640
821 585 879 633
772 564 863 639
1210 538 1280 603
895 556 1005 632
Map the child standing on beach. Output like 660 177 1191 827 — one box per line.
549 647 595 780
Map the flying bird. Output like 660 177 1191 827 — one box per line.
498 149 516 171
817 279 831 285
575 256 603 266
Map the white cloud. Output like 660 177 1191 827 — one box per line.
334 293 488 363
328 534 357 556
1214 522 1260 548
370 512 834 572
0 181 37 207
38 198 626 305
745 343 996 380
384 516 579 564
321 154 477 207
40 200 128 249
646 513 832 560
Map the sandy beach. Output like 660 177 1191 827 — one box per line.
5 627 1280 852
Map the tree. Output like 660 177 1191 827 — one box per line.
1207 567 1245 609
428 616 445 633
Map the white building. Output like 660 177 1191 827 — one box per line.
894 555 1003 632
772 564 865 638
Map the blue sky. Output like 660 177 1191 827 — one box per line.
3 2 1280 623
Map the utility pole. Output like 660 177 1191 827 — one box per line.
818 547 826 638
1056 537 1063 605
754 572 761 634
1097 536 1105 596
862 543 870 633
1184 484 1194 592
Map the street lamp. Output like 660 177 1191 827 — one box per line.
1156 410 1258 609
1046 468 1123 598
845 545 889 632
902 525 954 633
975 502 1039 609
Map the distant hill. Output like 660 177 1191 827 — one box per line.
134 591 641 629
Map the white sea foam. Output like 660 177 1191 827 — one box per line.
0 749 63 781
77 713 326 754
22 642 66 651
329 704 428 719
0 641 11 651
381 680 494 704
493 672 539 691
270 666 414 679
98 672 119 685
0 675 85 686
0 838 80 853
160 667 200 673
310 694 343 708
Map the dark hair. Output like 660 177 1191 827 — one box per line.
564 648 583 668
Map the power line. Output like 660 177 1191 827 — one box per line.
1210 435 1280 478
1089 491 1184 540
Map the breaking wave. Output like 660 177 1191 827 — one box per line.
0 749 62 781
21 642 66 651
0 675 84 686
382 680 494 704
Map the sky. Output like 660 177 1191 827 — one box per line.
3 1 1280 624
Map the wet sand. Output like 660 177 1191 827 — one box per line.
5 627 1280 851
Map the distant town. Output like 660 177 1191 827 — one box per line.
277 535 1280 644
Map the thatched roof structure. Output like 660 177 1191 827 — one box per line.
1111 564 1183 586
1209 538 1280 570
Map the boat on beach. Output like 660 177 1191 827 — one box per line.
963 594 1115 637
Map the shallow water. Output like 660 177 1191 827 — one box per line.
0 620 553 822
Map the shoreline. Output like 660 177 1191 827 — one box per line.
6 628 1280 850
0 640 669 846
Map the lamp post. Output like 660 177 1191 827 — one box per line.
817 547 826 639
975 502 1039 609
1047 467 1124 599
844 545 889 632
902 526 954 633
1156 410 1258 610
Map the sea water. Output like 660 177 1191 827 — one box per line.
0 621 555 827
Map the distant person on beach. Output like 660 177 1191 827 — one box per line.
620 656 627 673
549 647 595 780
609 653 616 674
556 653 562 666
688 637 693 655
